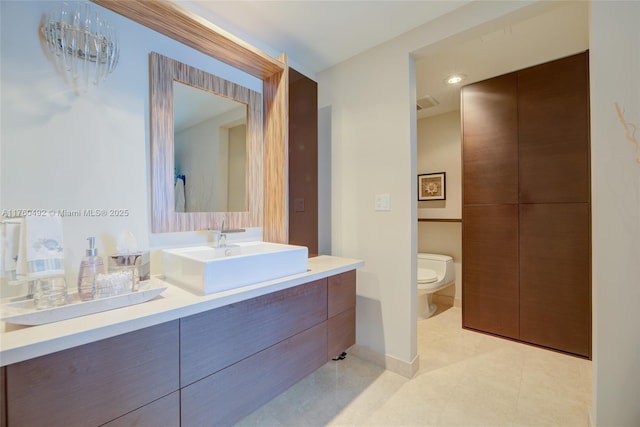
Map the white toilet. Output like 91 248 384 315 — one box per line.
417 253 455 319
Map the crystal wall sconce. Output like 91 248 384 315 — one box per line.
41 2 119 88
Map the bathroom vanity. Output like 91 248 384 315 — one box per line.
0 256 362 427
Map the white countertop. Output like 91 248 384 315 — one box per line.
0 255 363 367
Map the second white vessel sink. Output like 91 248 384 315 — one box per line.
162 241 309 295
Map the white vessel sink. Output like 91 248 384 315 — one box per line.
162 241 308 295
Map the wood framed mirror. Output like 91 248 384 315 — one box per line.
150 52 263 232
91 0 288 241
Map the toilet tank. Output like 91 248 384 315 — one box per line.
417 253 454 281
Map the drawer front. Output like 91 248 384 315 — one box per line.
180 279 327 386
181 322 328 427
6 321 179 427
328 307 356 359
328 270 356 318
103 392 180 427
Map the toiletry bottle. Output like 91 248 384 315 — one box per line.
77 237 104 301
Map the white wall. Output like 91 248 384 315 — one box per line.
590 2 640 425
318 1 536 367
417 111 462 219
0 1 262 292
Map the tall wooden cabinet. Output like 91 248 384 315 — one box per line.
462 52 591 358
288 67 318 255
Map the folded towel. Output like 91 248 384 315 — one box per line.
1 219 22 280
16 215 65 277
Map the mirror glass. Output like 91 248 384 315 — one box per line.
150 52 263 233
173 81 247 213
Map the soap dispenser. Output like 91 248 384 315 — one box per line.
77 237 104 301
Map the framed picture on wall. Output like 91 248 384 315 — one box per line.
418 172 446 201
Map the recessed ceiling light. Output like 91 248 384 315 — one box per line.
445 74 466 85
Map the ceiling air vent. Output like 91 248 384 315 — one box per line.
417 94 439 110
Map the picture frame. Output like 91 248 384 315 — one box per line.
418 172 446 201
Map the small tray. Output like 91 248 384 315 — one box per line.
0 281 167 325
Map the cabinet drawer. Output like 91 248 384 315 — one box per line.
103 392 180 427
181 322 328 427
6 321 179 427
328 307 355 359
328 270 356 318
180 279 327 386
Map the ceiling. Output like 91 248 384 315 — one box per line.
181 1 589 118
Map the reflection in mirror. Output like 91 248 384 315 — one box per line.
150 52 263 233
173 82 247 213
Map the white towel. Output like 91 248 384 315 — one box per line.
175 178 186 212
1 220 22 280
16 215 65 277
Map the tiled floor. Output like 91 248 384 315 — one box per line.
237 306 592 426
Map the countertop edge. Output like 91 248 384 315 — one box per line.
0 256 364 367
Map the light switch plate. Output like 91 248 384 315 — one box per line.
294 198 305 212
375 193 391 211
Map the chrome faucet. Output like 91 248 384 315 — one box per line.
208 221 246 247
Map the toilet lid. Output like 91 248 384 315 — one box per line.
417 267 438 284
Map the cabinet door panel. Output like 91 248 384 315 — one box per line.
463 205 519 339
6 321 179 427
180 279 327 386
328 270 356 317
289 67 319 255
518 52 590 203
520 203 591 357
181 322 328 427
462 73 518 205
328 307 355 359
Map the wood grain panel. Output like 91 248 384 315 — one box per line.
149 52 263 232
520 203 591 357
180 279 327 386
91 0 284 79
181 322 328 427
289 68 319 255
518 51 590 203
103 392 180 427
1 367 5 427
462 205 519 339
328 270 356 318
462 73 518 205
6 321 179 427
328 307 356 359
263 55 289 243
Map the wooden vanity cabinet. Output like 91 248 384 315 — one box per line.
181 323 327 427
2 269 357 426
180 279 328 387
327 270 356 359
5 321 180 427
180 272 356 426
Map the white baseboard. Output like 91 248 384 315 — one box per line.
348 344 419 379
